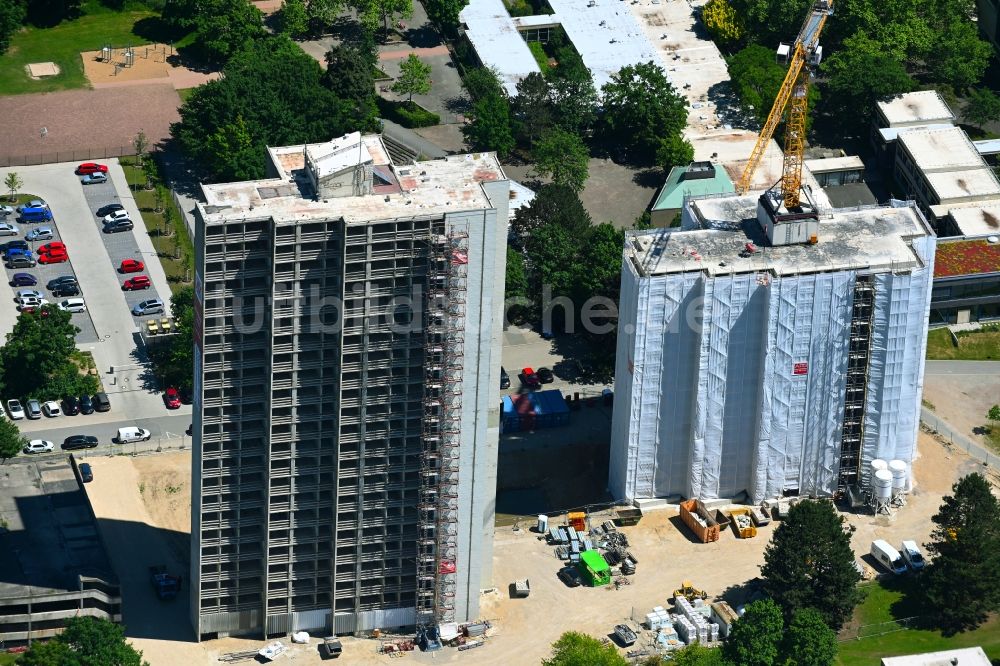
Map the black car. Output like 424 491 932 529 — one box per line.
537 367 555 384
557 566 581 587
178 386 192 405
5 240 28 252
62 435 98 450
78 463 93 483
103 219 134 234
6 256 36 269
62 396 80 415
78 394 94 415
10 273 36 287
52 283 81 297
500 366 510 390
96 203 124 218
47 275 78 291
92 392 111 412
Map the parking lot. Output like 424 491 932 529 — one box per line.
0 162 186 433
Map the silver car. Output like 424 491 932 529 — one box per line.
23 439 54 454
0 222 18 236
0 204 14 216
26 399 42 419
81 173 108 185
26 226 54 241
6 399 24 420
132 298 164 316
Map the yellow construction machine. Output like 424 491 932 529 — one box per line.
673 580 708 601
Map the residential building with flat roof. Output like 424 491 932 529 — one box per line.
651 162 735 226
931 237 1000 325
190 133 508 639
881 646 990 666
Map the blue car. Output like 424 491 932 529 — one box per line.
10 273 36 287
5 247 32 260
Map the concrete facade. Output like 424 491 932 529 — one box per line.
189 134 507 639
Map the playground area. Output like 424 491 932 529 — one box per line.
81 42 219 89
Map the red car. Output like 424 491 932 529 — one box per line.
122 275 152 290
38 250 68 264
39 241 66 255
520 367 541 389
76 162 109 175
163 387 181 409
120 259 144 273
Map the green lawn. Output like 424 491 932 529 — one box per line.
0 654 19 665
528 41 551 76
836 580 1000 665
926 326 1000 360
0 1 156 94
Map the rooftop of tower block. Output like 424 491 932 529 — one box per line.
198 133 508 224
625 194 935 278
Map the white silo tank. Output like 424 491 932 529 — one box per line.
888 460 908 493
537 514 549 533
870 459 888 476
874 469 893 501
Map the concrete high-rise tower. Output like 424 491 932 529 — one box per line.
189 133 507 639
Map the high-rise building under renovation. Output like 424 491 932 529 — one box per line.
189 133 508 639
610 192 936 504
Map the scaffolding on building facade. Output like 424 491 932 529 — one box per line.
837 275 875 491
416 228 469 628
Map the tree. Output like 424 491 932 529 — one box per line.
821 33 914 132
24 0 81 27
5 171 22 201
20 617 147 666
728 0 809 48
173 36 352 182
542 631 627 666
722 598 783 666
463 66 504 102
988 404 1000 423
304 0 344 33
599 62 687 164
727 45 786 126
166 0 265 65
149 286 195 392
0 417 24 464
277 0 310 38
549 56 598 134
323 44 378 131
462 92 515 157
657 134 694 172
927 19 991 90
511 182 592 241
132 129 148 167
0 0 25 56
781 608 837 666
760 500 862 630
352 0 411 35
423 0 468 34
392 53 431 102
533 128 589 192
702 0 744 48
965 89 1000 130
512 72 554 145
923 472 1000 634
668 644 728 666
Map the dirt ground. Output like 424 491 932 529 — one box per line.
0 85 181 164
922 372 1000 442
80 430 996 666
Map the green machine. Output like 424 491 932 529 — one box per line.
577 550 611 586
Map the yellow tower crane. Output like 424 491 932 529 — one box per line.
735 0 834 210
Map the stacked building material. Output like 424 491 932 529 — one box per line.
501 390 571 432
675 596 712 643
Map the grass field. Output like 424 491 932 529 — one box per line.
0 0 156 95
926 326 1000 360
836 579 1000 665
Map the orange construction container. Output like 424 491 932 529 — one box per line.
679 499 720 543
568 512 586 532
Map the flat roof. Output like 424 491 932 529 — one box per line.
546 0 659 94
652 164 734 211
626 195 932 277
935 238 1000 278
881 647 990 666
878 123 955 143
877 91 954 127
897 126 984 172
201 139 508 224
804 155 865 173
0 459 117 598
974 137 1000 155
459 0 540 97
924 168 1000 202
946 204 1000 237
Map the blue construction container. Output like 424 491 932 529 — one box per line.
501 390 569 432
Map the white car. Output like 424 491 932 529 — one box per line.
41 400 61 417
6 399 24 420
17 296 49 310
116 426 151 443
17 200 48 212
0 221 18 236
58 298 86 313
900 540 925 570
23 439 54 454
26 226 54 241
15 289 43 302
102 209 130 224
0 204 14 216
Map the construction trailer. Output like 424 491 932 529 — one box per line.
577 551 612 587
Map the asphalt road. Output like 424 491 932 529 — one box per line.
12 412 191 462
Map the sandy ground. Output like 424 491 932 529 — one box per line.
923 372 1000 441
77 428 995 666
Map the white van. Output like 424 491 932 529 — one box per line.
900 540 925 570
58 298 86 313
116 426 151 443
871 539 907 575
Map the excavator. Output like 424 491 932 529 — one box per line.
735 0 834 214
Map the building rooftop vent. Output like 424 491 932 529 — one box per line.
684 161 716 181
988 235 999 244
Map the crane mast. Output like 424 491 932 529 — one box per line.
735 0 834 209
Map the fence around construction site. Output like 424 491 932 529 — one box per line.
920 407 999 470
0 146 138 168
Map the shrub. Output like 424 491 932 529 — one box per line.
377 98 440 128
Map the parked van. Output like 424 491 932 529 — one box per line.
20 207 52 222
871 539 907 575
900 540 925 571
116 426 151 443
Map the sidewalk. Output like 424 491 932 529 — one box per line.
921 406 1000 469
